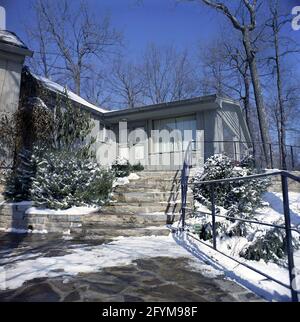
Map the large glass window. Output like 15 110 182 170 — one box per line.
153 115 196 152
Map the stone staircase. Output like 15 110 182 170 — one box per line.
76 170 195 239
0 170 195 239
100 170 194 223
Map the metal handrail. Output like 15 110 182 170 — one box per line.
178 141 300 302
147 139 300 171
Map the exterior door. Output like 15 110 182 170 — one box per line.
152 115 196 170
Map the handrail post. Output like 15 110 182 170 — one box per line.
210 184 217 250
181 181 186 230
233 141 237 161
269 143 274 169
291 146 295 171
281 174 298 302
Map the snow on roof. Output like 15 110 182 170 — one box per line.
0 30 27 49
32 73 110 114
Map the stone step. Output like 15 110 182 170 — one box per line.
101 201 189 215
113 185 181 193
84 212 180 225
75 226 171 239
137 169 197 178
112 191 191 203
114 181 181 192
137 170 180 177
127 177 191 183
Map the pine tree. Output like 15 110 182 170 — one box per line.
30 150 113 209
52 88 96 158
4 149 36 201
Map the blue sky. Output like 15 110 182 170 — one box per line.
0 0 298 59
0 0 243 57
1 0 300 144
2 0 299 59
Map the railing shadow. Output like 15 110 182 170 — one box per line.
263 192 300 227
164 170 180 222
172 231 290 302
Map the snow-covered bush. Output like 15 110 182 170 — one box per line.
131 162 144 172
112 157 131 177
239 226 287 262
193 154 270 217
4 89 100 205
190 154 300 263
30 150 114 209
111 157 144 177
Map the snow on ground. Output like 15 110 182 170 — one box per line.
260 192 300 226
182 191 300 301
0 234 221 291
174 232 300 302
25 205 100 216
112 173 140 188
1 191 299 301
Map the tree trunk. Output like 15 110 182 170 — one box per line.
75 73 81 96
242 70 256 157
274 21 287 170
242 29 271 167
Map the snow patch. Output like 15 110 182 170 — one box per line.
127 173 140 180
2 228 48 234
25 206 99 216
113 177 130 187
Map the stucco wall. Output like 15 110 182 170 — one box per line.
0 50 24 114
0 49 25 167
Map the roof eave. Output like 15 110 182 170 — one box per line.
0 42 33 57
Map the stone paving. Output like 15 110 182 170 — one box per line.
0 232 264 302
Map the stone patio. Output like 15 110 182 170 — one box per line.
0 232 264 302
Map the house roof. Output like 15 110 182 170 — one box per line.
106 95 220 116
0 30 33 57
0 30 27 48
27 69 240 121
103 95 240 123
31 72 110 114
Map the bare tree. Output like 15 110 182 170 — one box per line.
170 49 199 101
223 42 255 141
26 0 122 97
265 0 300 169
190 0 271 166
83 72 112 108
199 36 255 141
26 4 57 78
198 41 229 96
141 44 198 104
106 58 145 109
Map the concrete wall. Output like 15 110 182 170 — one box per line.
0 50 24 114
0 42 32 167
93 99 250 169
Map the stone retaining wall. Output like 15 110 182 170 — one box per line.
0 203 84 234
0 203 175 234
